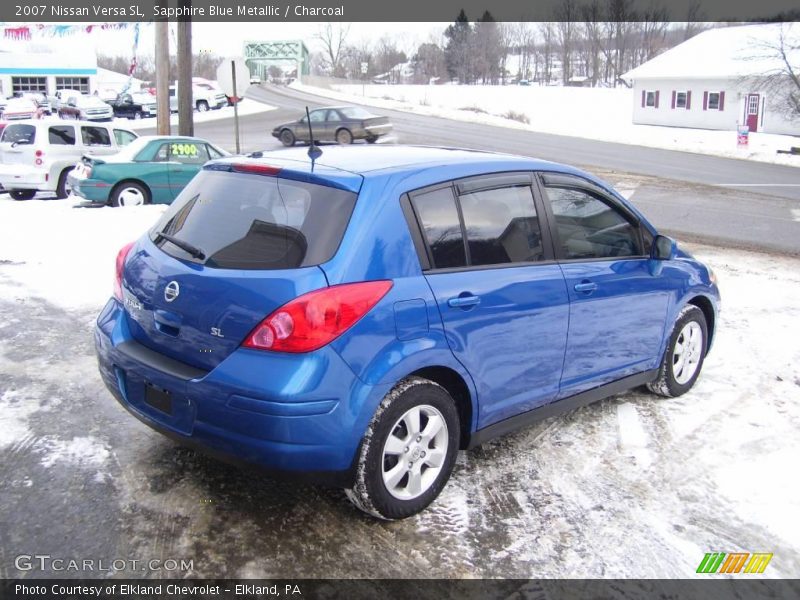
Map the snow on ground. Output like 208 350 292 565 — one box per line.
0 198 167 309
292 82 800 167
0 195 799 576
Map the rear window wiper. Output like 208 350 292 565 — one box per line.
155 232 206 260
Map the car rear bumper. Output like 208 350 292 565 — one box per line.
67 174 110 203
94 298 392 486
0 165 51 191
364 124 392 136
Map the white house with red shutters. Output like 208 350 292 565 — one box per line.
623 24 800 135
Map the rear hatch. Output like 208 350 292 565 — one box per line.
121 161 361 371
0 123 37 165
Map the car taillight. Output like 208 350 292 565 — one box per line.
243 281 393 353
34 149 43 166
232 163 281 176
113 242 136 301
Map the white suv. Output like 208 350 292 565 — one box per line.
0 120 137 200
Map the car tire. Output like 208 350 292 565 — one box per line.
336 128 354 145
279 129 295 147
55 169 72 199
134 111 143 120
9 190 36 201
346 377 460 520
366 136 378 144
647 304 708 398
110 182 150 208
197 101 209 112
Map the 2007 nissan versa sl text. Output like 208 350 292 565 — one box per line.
94 145 719 520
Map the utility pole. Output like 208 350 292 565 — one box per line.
177 1 194 136
155 21 170 135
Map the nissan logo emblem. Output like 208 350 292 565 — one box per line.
164 281 180 302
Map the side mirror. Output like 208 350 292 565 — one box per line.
652 235 677 261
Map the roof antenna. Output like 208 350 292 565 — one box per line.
305 106 322 165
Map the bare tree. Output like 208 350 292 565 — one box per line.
684 0 705 40
582 0 604 86
315 23 351 78
555 0 579 84
539 22 555 84
413 40 447 84
741 24 800 122
602 0 637 86
638 1 670 63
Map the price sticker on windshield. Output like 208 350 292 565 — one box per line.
171 143 198 157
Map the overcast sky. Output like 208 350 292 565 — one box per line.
0 22 452 59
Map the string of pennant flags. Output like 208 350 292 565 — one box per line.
2 22 141 40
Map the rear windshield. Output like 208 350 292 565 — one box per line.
1 124 36 145
149 169 357 270
339 107 375 119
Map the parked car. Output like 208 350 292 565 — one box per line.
58 95 114 121
0 120 138 199
68 135 228 206
94 145 720 519
109 92 158 120
272 106 393 146
2 98 45 121
168 85 227 113
21 92 52 115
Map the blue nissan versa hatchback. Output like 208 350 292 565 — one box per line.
95 145 720 519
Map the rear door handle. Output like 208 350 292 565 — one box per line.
574 281 598 293
448 295 481 308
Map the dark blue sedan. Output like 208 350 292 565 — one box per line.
94 145 720 519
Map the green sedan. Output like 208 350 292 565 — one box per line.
68 135 229 207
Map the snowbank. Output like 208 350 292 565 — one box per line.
292 82 800 167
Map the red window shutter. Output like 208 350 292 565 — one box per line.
719 91 725 111
641 90 645 108
686 91 692 110
703 91 708 110
671 91 676 109
655 91 660 108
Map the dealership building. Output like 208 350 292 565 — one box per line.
0 50 98 97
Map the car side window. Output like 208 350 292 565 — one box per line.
48 126 76 145
543 186 642 259
153 143 170 162
168 141 209 165
113 129 137 147
80 126 111 147
206 144 223 159
326 109 342 122
411 187 467 269
458 185 544 265
309 110 325 123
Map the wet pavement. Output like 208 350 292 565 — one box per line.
1 245 799 579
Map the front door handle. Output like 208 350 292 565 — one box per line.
574 281 598 293
448 295 481 309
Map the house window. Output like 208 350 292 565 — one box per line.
676 92 687 108
646 91 656 107
703 91 725 111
